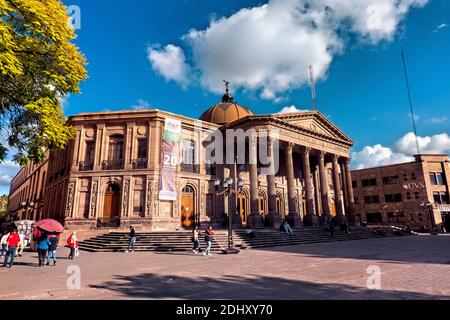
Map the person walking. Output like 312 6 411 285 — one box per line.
67 232 78 260
125 226 137 253
330 220 336 237
3 229 20 268
1 231 10 257
16 230 25 257
37 233 50 267
46 234 58 266
192 227 201 254
203 225 214 256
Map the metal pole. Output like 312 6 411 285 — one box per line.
228 189 232 249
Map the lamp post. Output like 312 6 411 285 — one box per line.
420 202 438 235
215 176 244 254
21 201 35 221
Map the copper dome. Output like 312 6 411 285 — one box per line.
200 92 253 125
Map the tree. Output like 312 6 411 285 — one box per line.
0 194 8 218
0 0 87 166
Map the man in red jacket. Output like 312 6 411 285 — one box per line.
3 229 20 268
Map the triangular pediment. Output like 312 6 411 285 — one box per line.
275 111 353 144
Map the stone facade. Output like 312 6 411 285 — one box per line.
351 155 450 232
8 98 357 231
7 153 49 222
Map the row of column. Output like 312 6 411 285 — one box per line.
247 140 356 227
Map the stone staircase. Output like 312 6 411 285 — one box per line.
79 226 411 253
232 226 410 249
78 231 230 253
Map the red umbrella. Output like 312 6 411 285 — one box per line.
35 219 65 234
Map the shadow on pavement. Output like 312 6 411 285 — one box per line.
90 273 450 300
253 236 450 265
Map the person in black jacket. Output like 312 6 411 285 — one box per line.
46 233 58 266
126 226 137 253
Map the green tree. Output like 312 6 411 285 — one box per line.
0 194 8 218
0 0 87 165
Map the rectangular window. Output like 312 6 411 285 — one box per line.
182 140 198 173
430 173 438 186
436 173 445 186
385 194 394 203
362 179 370 187
85 142 95 163
441 192 449 204
182 140 195 165
383 176 400 185
352 180 357 188
364 195 379 204
137 139 148 159
434 192 441 204
394 193 402 202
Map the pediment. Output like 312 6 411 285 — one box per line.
275 112 353 144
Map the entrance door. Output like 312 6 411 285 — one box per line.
181 186 195 229
103 184 120 222
238 190 249 226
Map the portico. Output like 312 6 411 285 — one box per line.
216 112 356 228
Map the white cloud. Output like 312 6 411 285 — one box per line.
395 132 450 156
351 144 413 170
408 113 420 122
132 99 150 110
154 0 427 100
352 132 450 169
147 44 190 87
0 160 20 188
426 116 448 124
433 23 449 32
278 105 309 114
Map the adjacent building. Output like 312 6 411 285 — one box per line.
8 90 357 231
7 154 49 222
351 155 450 232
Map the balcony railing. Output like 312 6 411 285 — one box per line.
79 161 94 171
132 158 148 169
102 160 124 170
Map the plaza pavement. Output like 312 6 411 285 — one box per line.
0 236 449 300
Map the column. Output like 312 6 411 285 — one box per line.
95 124 106 171
71 127 82 171
286 143 302 227
332 155 346 225
248 136 264 227
303 147 318 226
319 151 331 217
344 158 357 225
340 161 349 209
267 137 281 228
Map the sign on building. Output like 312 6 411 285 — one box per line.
159 118 182 201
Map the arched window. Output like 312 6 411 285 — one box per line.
258 190 268 216
182 185 195 194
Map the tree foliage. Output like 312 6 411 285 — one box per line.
0 0 87 166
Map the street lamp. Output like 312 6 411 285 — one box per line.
21 201 35 221
215 176 244 254
420 202 438 235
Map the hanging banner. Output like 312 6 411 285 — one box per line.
159 118 182 201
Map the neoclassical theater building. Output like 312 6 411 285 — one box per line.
8 90 356 230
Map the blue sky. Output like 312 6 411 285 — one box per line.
1 0 449 194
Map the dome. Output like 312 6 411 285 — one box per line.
200 87 253 125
